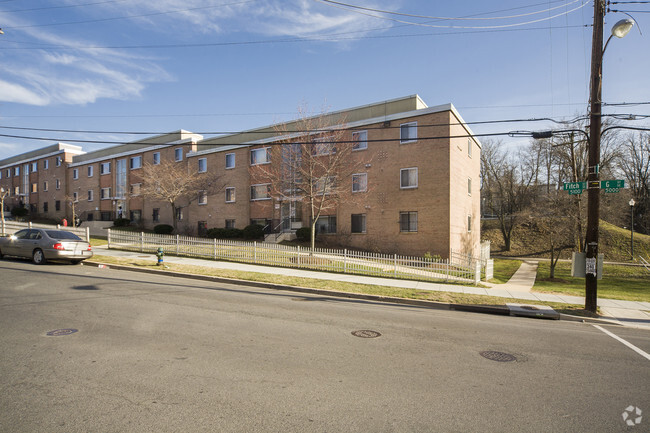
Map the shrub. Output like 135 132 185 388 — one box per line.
243 224 265 240
206 228 243 239
296 226 311 241
113 218 131 227
153 224 174 235
10 206 28 218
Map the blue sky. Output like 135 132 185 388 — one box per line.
0 0 648 160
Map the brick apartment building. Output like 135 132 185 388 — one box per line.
0 95 481 258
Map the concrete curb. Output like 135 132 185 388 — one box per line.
85 260 572 322
558 313 623 326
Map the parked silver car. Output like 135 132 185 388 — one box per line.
0 228 93 264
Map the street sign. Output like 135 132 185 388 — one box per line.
602 179 624 193
562 179 625 194
563 182 586 193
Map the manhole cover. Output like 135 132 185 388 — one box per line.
351 330 381 338
480 351 516 362
46 329 78 336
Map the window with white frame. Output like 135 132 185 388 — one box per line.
100 162 111 175
225 219 236 229
225 187 235 203
14 167 19 177
43 159 49 170
43 181 48 191
88 166 93 177
5 169 10 178
13 186 19 195
175 148 183 162
198 158 207 173
130 183 141 196
176 207 183 220
73 168 79 180
250 148 270 165
399 211 418 232
400 167 418 189
198 190 208 205
351 214 366 234
88 190 94 201
400 122 417 143
314 176 336 195
31 162 37 173
31 183 38 193
468 215 472 232
250 184 271 200
130 156 142 170
352 130 368 150
56 156 62 166
315 215 336 234
225 153 235 169
468 138 473 158
468 177 472 195
56 179 61 190
153 152 160 165
352 173 367 192
312 137 336 156
73 191 78 202
101 187 111 199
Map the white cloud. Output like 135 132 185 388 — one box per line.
0 80 50 106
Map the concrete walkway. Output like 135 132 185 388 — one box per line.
91 246 650 329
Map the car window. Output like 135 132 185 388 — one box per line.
29 231 42 240
13 230 30 239
45 230 82 241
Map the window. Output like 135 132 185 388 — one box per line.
100 162 111 175
153 152 160 165
400 122 417 143
468 177 472 195
250 184 271 200
73 168 79 180
31 183 38 193
399 211 418 232
43 202 48 213
130 156 142 170
88 190 94 202
352 130 368 150
198 190 207 205
314 176 336 195
43 159 49 170
55 200 61 211
312 137 336 156
351 214 366 234
225 219 236 229
31 162 37 173
56 156 62 167
468 215 472 232
315 215 336 234
175 148 183 162
468 138 473 158
56 179 61 190
88 166 94 177
198 158 207 173
101 187 111 199
250 148 270 165
400 168 418 189
352 173 367 192
13 186 19 195
43 181 48 192
14 167 19 177
152 208 160 222
225 153 235 169
73 192 78 202
130 210 142 223
5 169 9 178
130 183 141 196
225 187 235 203
176 208 183 221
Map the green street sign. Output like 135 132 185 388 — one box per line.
563 179 624 194
601 179 624 193
563 182 586 192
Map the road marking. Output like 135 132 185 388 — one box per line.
593 325 650 361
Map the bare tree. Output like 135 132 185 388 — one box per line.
480 139 536 251
252 108 370 251
140 159 224 232
618 132 650 234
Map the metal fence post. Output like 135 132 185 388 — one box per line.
140 232 144 252
394 254 398 276
176 234 180 255
254 241 257 263
213 238 217 260
297 245 300 266
343 248 347 273
107 228 111 249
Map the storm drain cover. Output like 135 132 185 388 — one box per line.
46 329 78 337
480 351 516 362
351 330 381 338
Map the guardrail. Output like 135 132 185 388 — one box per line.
1 221 90 242
107 229 485 284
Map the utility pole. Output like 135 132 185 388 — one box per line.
585 0 605 313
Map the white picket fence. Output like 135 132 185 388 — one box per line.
107 229 487 284
1 221 90 242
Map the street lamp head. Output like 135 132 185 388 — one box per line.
611 18 634 38
629 198 635 207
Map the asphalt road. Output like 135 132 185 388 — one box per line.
0 259 648 432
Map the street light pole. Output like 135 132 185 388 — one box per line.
629 199 635 259
585 0 605 313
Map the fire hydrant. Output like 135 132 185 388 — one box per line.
156 247 164 266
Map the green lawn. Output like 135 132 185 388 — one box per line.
534 261 650 302
490 259 522 284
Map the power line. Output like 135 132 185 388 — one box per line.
1 0 130 14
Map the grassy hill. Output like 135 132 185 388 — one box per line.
481 219 650 263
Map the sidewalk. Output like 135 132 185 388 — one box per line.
90 246 650 329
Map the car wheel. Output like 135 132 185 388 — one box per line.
70 259 82 265
0 248 3 259
33 249 47 265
